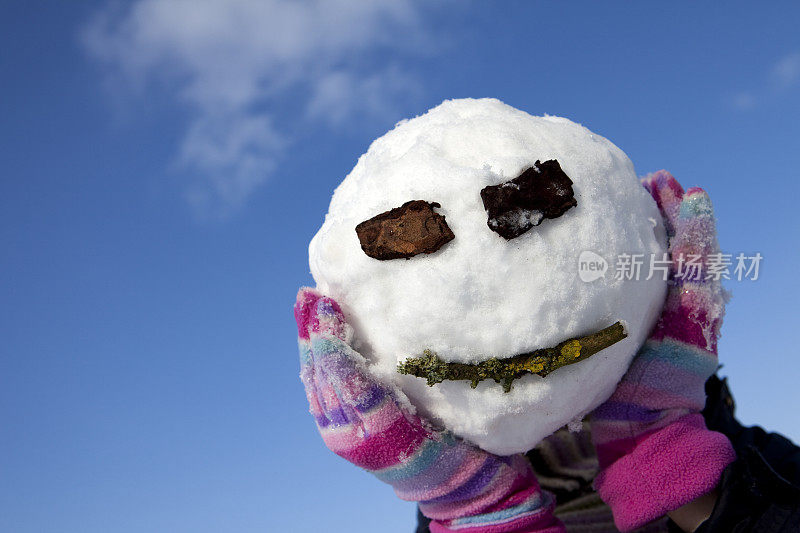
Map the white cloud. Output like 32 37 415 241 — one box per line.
178 112 284 214
82 0 431 215
771 51 800 89
728 50 800 111
306 67 422 126
729 91 756 110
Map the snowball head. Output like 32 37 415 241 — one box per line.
309 98 667 455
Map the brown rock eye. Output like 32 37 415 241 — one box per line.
480 159 577 240
355 200 455 260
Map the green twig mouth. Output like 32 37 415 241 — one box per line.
397 321 627 393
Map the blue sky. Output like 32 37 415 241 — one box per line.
2 2 799 532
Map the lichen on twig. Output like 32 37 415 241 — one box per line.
397 322 627 393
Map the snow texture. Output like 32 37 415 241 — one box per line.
309 98 667 455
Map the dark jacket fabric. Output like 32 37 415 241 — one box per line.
416 375 800 532
679 376 800 532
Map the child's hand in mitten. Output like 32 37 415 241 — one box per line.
590 171 736 531
295 288 564 533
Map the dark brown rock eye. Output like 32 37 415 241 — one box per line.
480 159 577 240
355 200 455 260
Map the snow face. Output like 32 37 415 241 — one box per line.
309 98 667 455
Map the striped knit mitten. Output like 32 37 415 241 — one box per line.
295 288 564 533
590 171 737 531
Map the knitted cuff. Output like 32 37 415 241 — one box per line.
594 414 736 532
428 487 564 533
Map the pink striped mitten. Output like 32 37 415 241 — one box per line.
295 288 564 533
590 171 737 531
